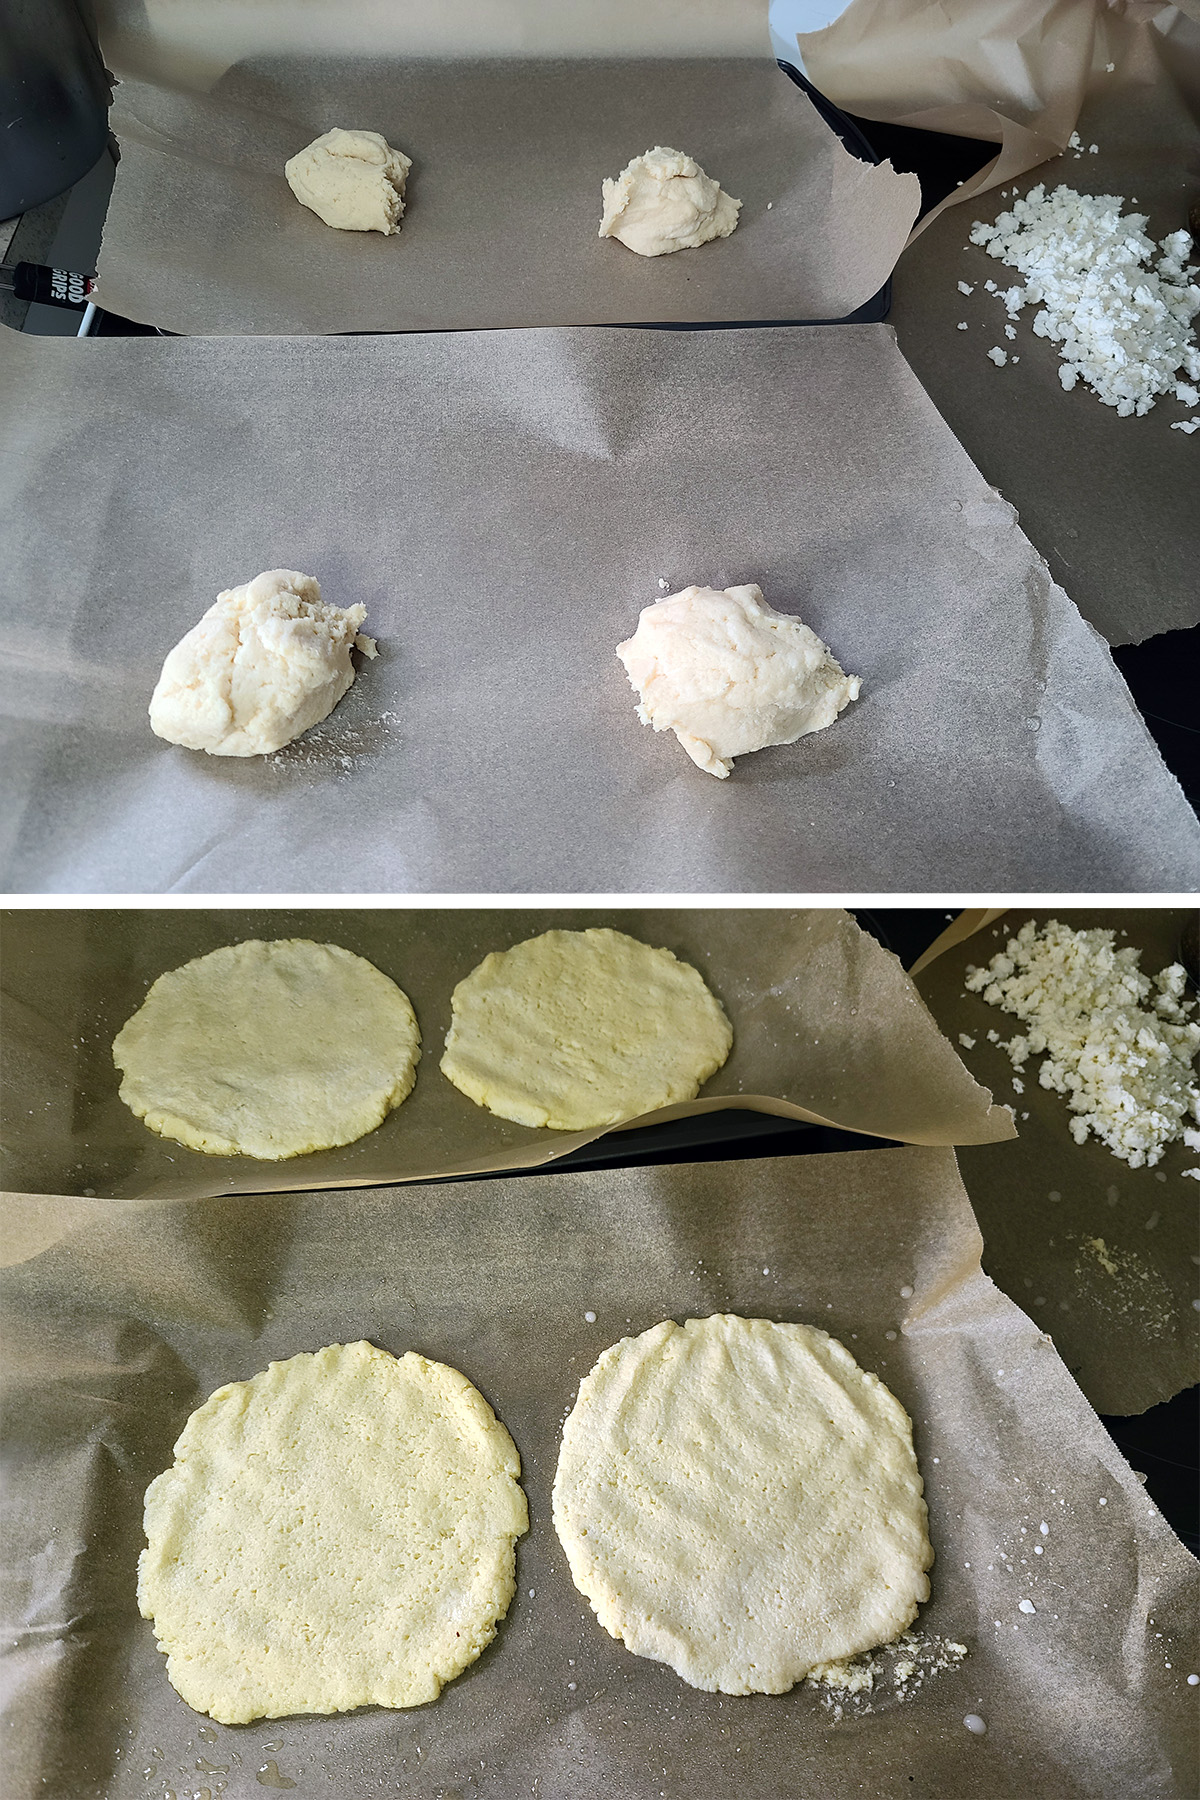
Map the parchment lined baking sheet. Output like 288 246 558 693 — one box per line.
95 52 920 334
913 907 1200 1418
2 323 1196 895
3 1148 1197 1800
887 70 1200 647
0 908 1012 1211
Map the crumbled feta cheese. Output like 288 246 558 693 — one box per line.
1004 323 1016 339
957 280 975 295
957 321 969 330
1068 131 1082 150
967 185 1200 415
1175 384 1199 405
965 919 1200 1167
987 346 1008 366
1105 62 1115 72
1170 416 1200 433
1088 144 1099 154
959 1033 976 1050
1183 1169 1200 1181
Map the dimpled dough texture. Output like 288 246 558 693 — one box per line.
440 928 733 1130
149 568 376 757
617 584 861 778
138 1342 528 1722
285 128 412 234
553 1316 933 1694
113 939 420 1159
600 146 741 256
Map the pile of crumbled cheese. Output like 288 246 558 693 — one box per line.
967 185 1200 416
965 919 1199 1168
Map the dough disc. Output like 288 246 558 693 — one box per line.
113 938 420 1159
439 927 733 1130
138 1341 528 1722
553 1315 933 1694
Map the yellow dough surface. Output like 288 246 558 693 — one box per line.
553 1315 933 1694
138 1341 528 1723
439 927 733 1130
113 938 420 1159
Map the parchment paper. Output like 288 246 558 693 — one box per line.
913 907 1200 1417
2 323 1195 895
91 0 921 335
791 0 1200 229
3 1148 1197 1800
887 67 1200 647
0 907 1012 1210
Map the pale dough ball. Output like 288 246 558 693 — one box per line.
285 127 412 234
138 1341 528 1722
616 582 861 778
440 927 732 1130
599 146 741 257
113 938 420 1159
553 1315 933 1695
149 568 377 758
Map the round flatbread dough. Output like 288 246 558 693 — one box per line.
616 583 861 778
599 146 740 256
553 1315 933 1694
113 938 420 1159
138 1341 528 1723
439 927 733 1130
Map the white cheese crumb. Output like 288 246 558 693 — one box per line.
1105 61 1115 72
957 280 975 295
1068 131 1082 150
964 919 1200 1167
987 346 1008 366
1182 1168 1200 1181
967 186 1200 415
1018 1599 1036 1614
1169 416 1200 433
1088 144 1099 154
957 321 969 330
958 1033 976 1049
1004 323 1016 339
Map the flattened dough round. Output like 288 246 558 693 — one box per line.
113 938 420 1159
553 1315 933 1694
439 928 733 1130
138 1342 528 1722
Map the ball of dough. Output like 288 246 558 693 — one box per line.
149 568 376 757
440 927 733 1130
113 938 420 1159
599 146 741 257
285 127 412 234
616 582 861 778
138 1341 528 1722
553 1315 933 1695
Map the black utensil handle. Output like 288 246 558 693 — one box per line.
3 262 95 308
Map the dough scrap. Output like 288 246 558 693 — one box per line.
599 146 741 257
440 927 732 1130
149 568 375 757
113 938 420 1159
285 127 412 234
616 582 861 778
553 1315 933 1695
138 1341 528 1723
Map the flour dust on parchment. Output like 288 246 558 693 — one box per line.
806 1632 968 1719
